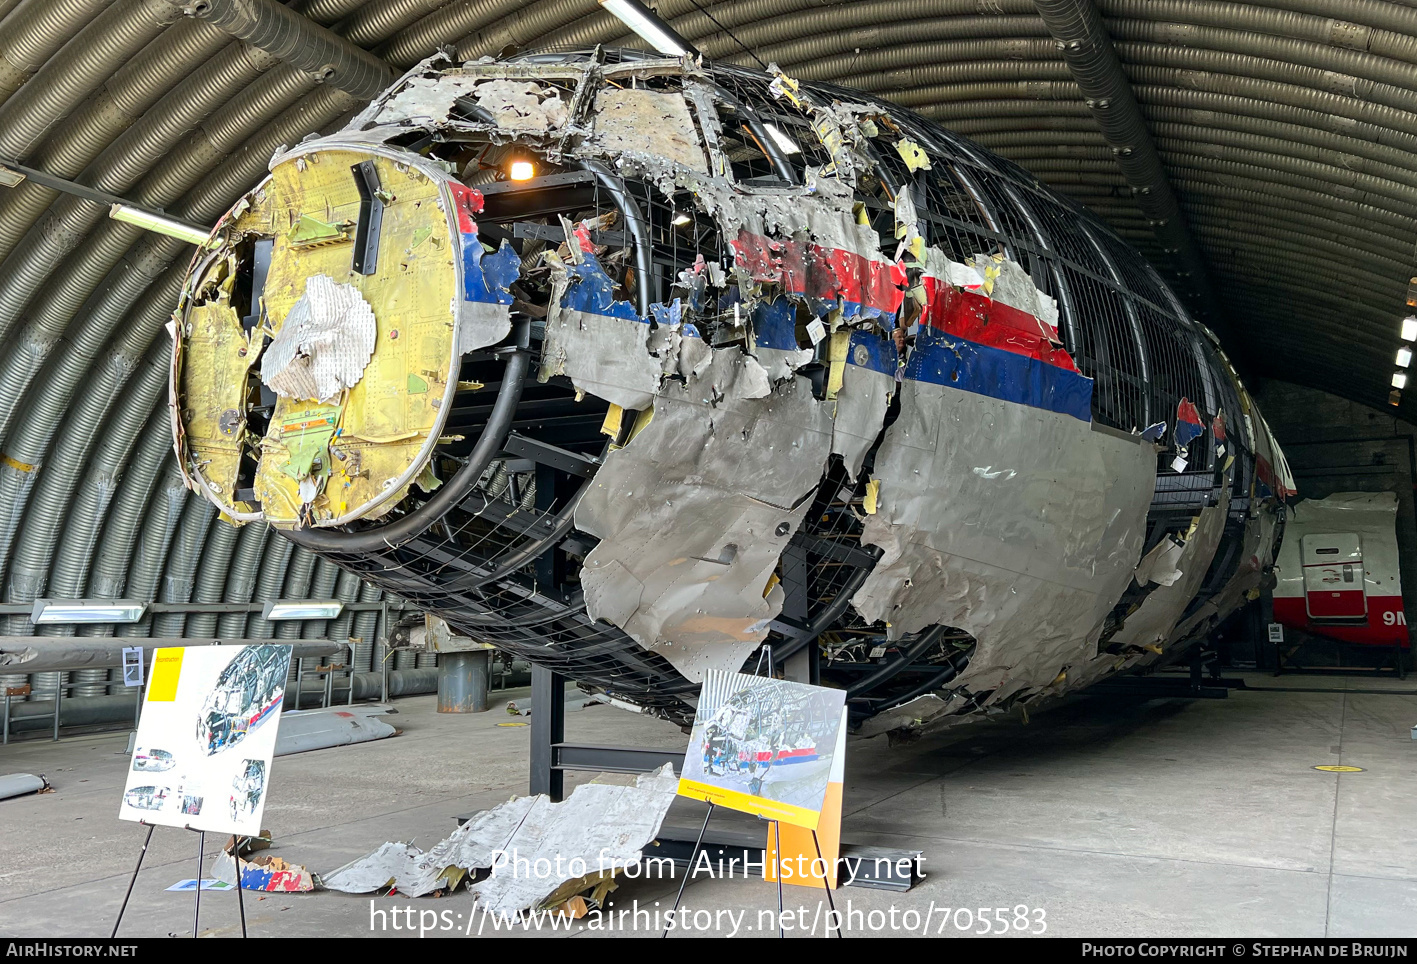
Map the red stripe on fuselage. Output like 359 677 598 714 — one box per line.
730 228 907 315
921 276 1080 372
729 229 1083 373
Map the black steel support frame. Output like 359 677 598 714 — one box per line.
110 825 248 939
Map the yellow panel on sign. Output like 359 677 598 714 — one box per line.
676 778 823 831
146 648 185 702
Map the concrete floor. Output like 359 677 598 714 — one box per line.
0 672 1414 938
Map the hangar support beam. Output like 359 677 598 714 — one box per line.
1032 0 1226 333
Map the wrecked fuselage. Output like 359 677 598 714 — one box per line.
171 50 1293 733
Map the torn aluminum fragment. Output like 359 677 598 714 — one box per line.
1133 535 1186 587
591 88 708 173
538 254 663 410
853 385 1155 707
576 349 832 682
451 181 519 354
463 78 570 131
749 296 813 382
1109 492 1229 653
322 797 535 897
322 765 678 913
854 694 954 738
829 329 897 481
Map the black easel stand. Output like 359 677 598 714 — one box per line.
662 806 843 938
110 823 247 938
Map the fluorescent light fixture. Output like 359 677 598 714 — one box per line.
108 203 213 247
598 0 697 56
509 160 535 181
263 600 343 621
671 212 692 226
764 123 802 155
1403 316 1417 341
1399 347 1412 368
31 599 147 624
0 165 25 188
1394 371 1408 390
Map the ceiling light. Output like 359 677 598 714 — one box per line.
109 204 213 246
1391 390 1403 407
31 599 147 624
1399 347 1412 368
1394 371 1408 390
1403 316 1417 341
509 160 535 181
764 123 802 155
0 166 25 187
671 212 692 226
598 0 698 57
263 600 344 621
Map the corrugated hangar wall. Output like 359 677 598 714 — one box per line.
1 0 1417 697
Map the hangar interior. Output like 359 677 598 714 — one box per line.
0 0 1414 940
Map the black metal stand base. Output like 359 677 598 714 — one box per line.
660 806 842 938
110 824 248 939
528 664 683 800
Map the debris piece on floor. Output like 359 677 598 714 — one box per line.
213 849 317 892
504 693 608 716
274 705 398 756
0 773 49 800
167 879 233 892
224 831 273 857
322 764 678 913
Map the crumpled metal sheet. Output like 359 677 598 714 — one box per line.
748 296 812 382
376 73 483 126
382 76 572 131
539 254 665 410
261 275 377 403
575 349 832 682
469 765 677 914
471 79 570 130
830 329 897 481
853 387 1155 704
1134 535 1186 587
591 88 708 173
322 796 537 897
854 694 954 738
1166 501 1276 647
322 765 678 913
1109 491 1230 653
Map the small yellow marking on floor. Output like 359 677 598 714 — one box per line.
1313 765 1364 772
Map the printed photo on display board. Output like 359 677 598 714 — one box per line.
119 644 292 836
678 670 847 830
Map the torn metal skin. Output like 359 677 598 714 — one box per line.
170 51 1290 731
322 765 678 913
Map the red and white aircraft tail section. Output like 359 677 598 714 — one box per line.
1273 492 1408 648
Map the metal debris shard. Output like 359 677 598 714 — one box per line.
322 765 677 912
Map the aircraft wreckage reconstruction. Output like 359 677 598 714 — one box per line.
172 49 1295 734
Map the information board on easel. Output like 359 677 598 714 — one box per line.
112 644 292 938
672 669 848 936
